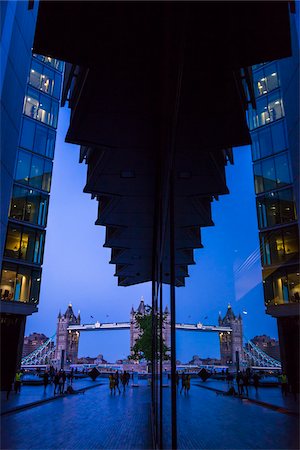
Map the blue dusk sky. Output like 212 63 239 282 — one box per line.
25 107 278 363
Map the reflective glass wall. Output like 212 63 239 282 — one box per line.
0 55 63 304
249 61 299 308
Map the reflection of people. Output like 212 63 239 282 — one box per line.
279 372 288 396
14 370 22 393
30 104 37 118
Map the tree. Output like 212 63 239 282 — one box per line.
129 305 170 362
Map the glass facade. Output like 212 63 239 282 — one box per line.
250 61 299 308
0 54 63 305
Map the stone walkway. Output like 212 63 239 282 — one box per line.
1 379 299 449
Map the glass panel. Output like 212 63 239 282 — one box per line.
283 227 299 261
288 272 300 302
9 186 27 221
46 130 55 158
4 225 21 259
278 189 297 224
41 67 55 95
33 125 47 156
253 69 267 97
256 97 269 127
268 94 284 122
15 150 31 184
270 230 285 264
51 100 59 128
53 72 61 98
20 228 36 262
30 270 41 303
37 194 48 226
253 162 263 194
42 160 52 192
26 189 41 224
271 121 287 153
264 63 279 92
24 88 39 119
16 267 31 302
251 133 260 160
261 158 276 191
257 127 272 158
29 156 44 189
20 118 35 150
33 231 44 264
29 60 43 90
0 266 16 301
38 94 51 125
274 153 291 187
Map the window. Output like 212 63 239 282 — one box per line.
9 186 49 227
20 119 35 150
249 94 284 130
32 54 64 72
30 155 44 189
0 263 41 303
15 150 53 192
23 88 59 128
256 189 297 229
15 150 31 184
4 224 45 264
253 152 292 194
260 226 299 266
263 266 300 306
271 121 287 154
19 118 57 159
253 63 279 98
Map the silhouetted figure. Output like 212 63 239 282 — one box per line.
14 370 22 394
121 371 127 392
70 368 74 385
109 374 115 394
54 373 60 395
126 371 130 386
62 370 67 392
236 371 242 395
279 372 288 396
43 371 49 391
243 373 249 396
186 374 191 394
253 373 260 393
176 371 179 387
180 373 186 394
114 370 121 393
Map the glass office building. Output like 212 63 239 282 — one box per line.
1 54 63 304
248 14 299 391
0 51 63 388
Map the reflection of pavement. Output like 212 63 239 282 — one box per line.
2 380 151 450
194 378 299 414
1 379 100 414
1 379 299 449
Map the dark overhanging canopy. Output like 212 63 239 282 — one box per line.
33 1 292 287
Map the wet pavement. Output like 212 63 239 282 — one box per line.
1 379 299 449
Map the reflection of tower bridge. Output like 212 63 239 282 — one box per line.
22 300 281 369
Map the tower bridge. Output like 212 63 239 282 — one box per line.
21 300 281 369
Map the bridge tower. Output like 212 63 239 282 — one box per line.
219 305 243 366
130 297 146 352
54 304 80 368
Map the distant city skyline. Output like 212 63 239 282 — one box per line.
25 107 278 362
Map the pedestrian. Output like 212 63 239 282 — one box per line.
62 370 67 392
126 371 130 386
236 371 242 395
58 371 64 394
43 371 49 391
279 372 288 396
54 372 60 395
109 374 115 394
14 370 22 394
243 372 249 396
252 373 260 393
70 368 74 385
121 371 127 392
180 373 186 394
186 374 191 394
114 370 121 394
176 371 179 388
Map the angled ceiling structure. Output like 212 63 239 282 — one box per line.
33 1 292 287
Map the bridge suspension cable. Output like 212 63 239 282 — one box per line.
243 336 281 368
21 333 57 366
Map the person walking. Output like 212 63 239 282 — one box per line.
252 373 260 393
109 374 115 394
279 372 289 396
14 370 22 394
70 368 74 385
114 370 121 394
121 371 127 392
243 372 249 396
54 372 60 395
236 371 242 395
180 373 186 394
62 370 67 392
186 374 191 394
126 371 130 386
43 371 49 391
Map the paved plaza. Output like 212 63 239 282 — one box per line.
1 379 299 449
